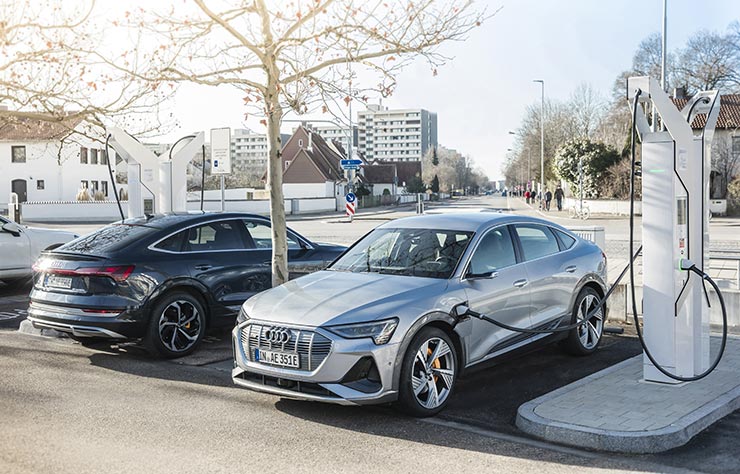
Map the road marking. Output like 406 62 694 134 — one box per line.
0 309 28 320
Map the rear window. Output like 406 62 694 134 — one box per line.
555 230 577 249
58 224 156 255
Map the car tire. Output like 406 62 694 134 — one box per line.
397 326 457 417
564 286 604 356
143 291 206 359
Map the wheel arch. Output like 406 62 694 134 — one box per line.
568 276 607 318
390 311 466 392
145 279 212 325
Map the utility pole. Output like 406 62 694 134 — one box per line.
534 80 545 198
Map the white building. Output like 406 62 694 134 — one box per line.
231 128 290 173
310 124 358 157
0 117 113 208
357 105 437 162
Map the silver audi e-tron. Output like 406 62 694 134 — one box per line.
232 213 607 416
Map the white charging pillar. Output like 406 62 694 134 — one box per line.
107 128 204 217
627 77 720 383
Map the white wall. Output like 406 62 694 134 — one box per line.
372 183 394 196
297 198 335 213
1 140 113 204
283 182 334 199
21 201 128 223
563 198 642 216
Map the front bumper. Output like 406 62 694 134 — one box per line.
27 301 146 339
231 321 401 405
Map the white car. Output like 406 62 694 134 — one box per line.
0 216 79 287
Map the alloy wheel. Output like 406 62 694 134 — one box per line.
576 293 603 350
157 300 202 353
411 337 455 410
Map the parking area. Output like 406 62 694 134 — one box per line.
2 197 740 472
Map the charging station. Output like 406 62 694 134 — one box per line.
627 76 721 383
106 127 205 218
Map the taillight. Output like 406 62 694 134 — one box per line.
42 265 135 282
76 266 135 282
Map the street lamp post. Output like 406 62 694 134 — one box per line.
533 79 545 203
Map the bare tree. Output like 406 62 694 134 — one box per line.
0 1 172 163
118 0 489 286
676 29 740 94
568 83 604 139
711 134 740 199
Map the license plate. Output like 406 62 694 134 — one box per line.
255 349 299 368
46 274 72 289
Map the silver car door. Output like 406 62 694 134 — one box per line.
0 219 31 275
461 225 532 364
513 224 574 329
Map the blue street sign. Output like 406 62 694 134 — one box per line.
341 159 363 169
345 192 356 203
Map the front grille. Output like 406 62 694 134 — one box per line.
241 324 333 371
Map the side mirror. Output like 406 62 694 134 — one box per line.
2 222 21 237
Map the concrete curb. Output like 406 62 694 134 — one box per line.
516 354 740 453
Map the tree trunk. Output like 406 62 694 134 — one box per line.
265 81 288 287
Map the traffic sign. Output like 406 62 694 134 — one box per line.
341 159 363 169
346 201 356 219
345 192 356 203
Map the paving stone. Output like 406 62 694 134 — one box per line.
516 336 740 453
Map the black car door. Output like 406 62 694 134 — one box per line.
240 219 323 281
178 219 262 312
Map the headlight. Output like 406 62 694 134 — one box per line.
326 318 398 345
236 307 250 325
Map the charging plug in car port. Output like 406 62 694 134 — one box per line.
340 357 382 394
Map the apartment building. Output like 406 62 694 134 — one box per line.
357 105 437 162
231 128 290 172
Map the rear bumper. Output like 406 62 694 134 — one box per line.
27 301 146 339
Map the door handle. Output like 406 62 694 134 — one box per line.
564 265 577 273
513 279 528 288
194 264 213 271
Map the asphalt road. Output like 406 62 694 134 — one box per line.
2 196 740 473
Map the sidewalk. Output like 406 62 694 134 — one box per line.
516 336 740 453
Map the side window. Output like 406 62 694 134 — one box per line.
155 231 185 252
242 220 300 249
555 229 576 250
467 226 516 276
515 225 560 261
184 220 245 252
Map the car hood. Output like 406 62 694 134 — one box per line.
244 270 449 327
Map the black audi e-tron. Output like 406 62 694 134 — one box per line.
28 213 346 357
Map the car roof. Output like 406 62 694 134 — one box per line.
377 212 568 233
117 212 268 230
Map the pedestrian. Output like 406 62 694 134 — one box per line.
525 190 530 204
554 185 564 211
545 189 552 211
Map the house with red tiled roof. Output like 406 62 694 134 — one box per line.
276 125 358 201
362 160 422 196
673 91 740 199
0 111 113 208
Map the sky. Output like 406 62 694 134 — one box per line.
161 0 740 180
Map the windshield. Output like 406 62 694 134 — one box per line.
329 228 473 279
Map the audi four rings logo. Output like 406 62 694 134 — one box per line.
264 327 291 344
